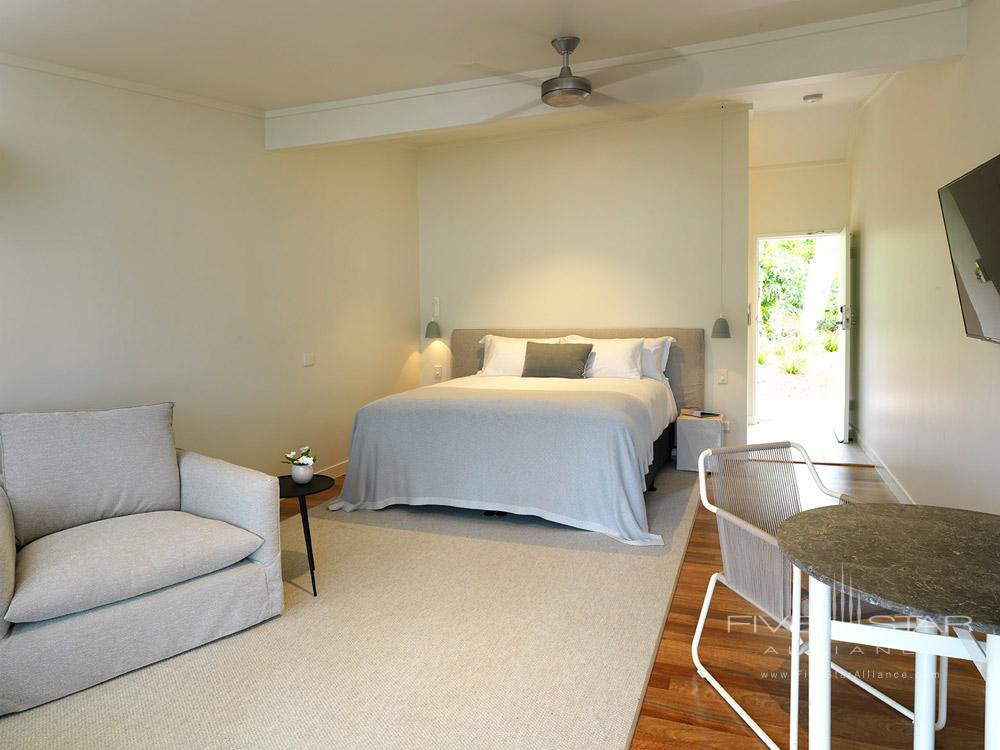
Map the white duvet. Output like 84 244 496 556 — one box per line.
439 374 677 434
333 375 678 545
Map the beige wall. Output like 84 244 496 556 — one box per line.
849 0 1000 511
418 110 751 443
0 63 421 475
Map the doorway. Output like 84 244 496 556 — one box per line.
748 232 869 464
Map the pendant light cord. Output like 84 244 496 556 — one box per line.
719 110 725 317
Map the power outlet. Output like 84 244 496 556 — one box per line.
722 420 731 433
433 365 443 381
717 368 728 385
302 353 315 367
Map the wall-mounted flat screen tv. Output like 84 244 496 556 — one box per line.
939 152 1000 343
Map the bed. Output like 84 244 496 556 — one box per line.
332 327 705 545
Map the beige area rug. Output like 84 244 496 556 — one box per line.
0 468 700 750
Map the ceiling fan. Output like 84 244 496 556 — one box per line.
540 36 592 107
474 35 679 120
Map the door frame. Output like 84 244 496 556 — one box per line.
748 229 846 429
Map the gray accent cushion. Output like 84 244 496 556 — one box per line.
521 342 593 378
5 510 262 623
0 403 180 546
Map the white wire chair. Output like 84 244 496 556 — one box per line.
691 441 947 750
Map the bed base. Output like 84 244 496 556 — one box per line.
644 421 676 492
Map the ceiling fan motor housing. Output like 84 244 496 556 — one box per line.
541 71 592 107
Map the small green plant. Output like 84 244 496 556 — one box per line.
791 335 811 352
823 333 839 353
282 446 315 467
780 352 806 375
757 350 769 366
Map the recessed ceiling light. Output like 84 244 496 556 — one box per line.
803 93 824 104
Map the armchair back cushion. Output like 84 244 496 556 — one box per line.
0 403 180 547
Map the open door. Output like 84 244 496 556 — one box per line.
833 228 851 443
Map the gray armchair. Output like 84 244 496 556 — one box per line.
0 404 282 715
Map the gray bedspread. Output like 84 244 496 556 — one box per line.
333 377 675 545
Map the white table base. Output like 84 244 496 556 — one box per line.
804 573 997 749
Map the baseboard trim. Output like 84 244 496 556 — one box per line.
854 432 915 504
317 459 348 479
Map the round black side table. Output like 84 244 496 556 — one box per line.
278 474 335 596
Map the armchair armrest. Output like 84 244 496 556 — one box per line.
1 487 15 638
177 451 283 616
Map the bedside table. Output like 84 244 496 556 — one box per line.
278 474 335 596
676 412 724 471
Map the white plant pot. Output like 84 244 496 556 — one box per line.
291 464 314 484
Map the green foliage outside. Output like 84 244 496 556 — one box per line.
779 352 806 374
816 277 841 333
757 237 844 376
759 238 815 340
759 238 841 340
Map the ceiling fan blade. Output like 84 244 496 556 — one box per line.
587 92 656 119
587 55 683 89
486 99 544 122
457 62 543 88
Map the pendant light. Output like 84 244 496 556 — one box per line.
712 110 731 339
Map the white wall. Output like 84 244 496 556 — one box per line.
751 162 851 238
0 63 420 475
849 0 1000 511
749 104 855 239
418 110 750 442
750 105 859 169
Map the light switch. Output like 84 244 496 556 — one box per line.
302 353 315 367
433 365 443 381
717 368 728 385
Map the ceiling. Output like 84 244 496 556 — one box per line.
0 0 934 110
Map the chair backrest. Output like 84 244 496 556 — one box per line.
0 403 180 546
703 443 802 623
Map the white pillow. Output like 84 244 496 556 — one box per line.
479 335 562 376
642 336 676 383
563 335 643 379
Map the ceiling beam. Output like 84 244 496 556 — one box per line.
264 0 967 150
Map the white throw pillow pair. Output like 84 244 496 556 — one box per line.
479 334 674 380
564 335 674 381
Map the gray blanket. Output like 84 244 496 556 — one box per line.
333 382 667 545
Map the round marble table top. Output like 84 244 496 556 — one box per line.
778 503 1000 635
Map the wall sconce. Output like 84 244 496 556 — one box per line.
425 296 442 339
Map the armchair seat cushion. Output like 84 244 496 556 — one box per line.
5 511 263 623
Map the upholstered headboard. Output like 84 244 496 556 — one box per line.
450 328 705 410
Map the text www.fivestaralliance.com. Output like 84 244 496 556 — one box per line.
760 669 932 681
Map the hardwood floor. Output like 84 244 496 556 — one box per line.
631 465 986 749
